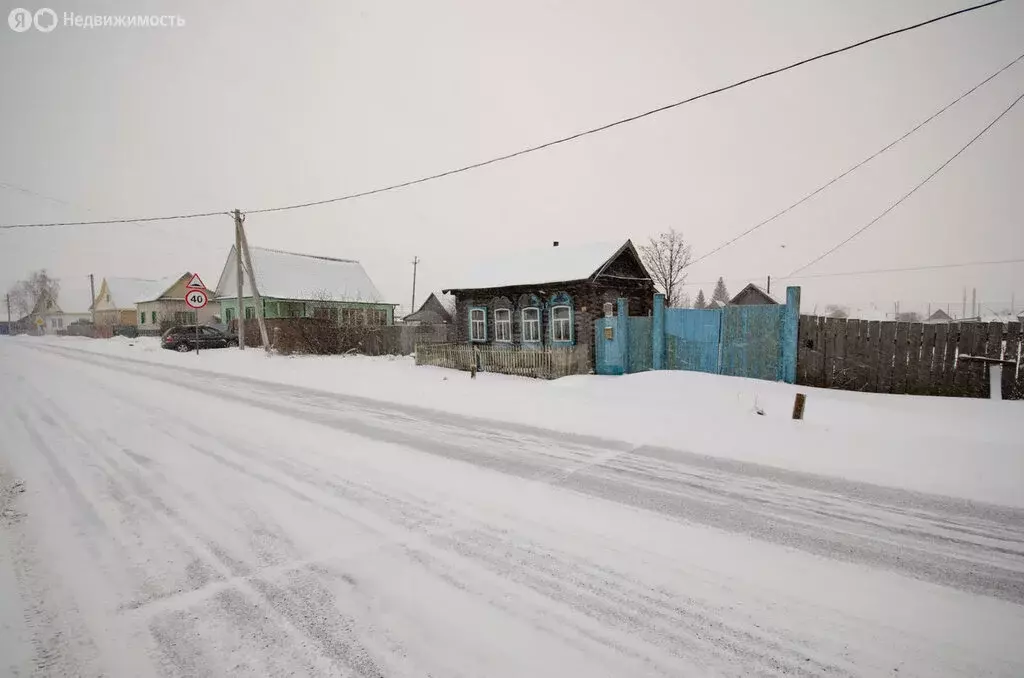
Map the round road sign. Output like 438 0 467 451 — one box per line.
185 289 208 309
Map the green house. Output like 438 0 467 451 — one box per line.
213 246 397 325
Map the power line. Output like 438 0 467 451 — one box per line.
683 256 1024 286
687 50 1024 268
787 88 1024 277
0 0 1007 230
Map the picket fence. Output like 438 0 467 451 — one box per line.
415 343 588 379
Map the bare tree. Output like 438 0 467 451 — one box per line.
8 270 60 318
638 229 693 308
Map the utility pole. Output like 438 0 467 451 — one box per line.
766 275 771 295
236 211 270 352
234 210 245 350
410 256 420 316
6 293 10 330
962 287 967 320
971 287 977 319
89 273 96 324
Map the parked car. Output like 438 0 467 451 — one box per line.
161 324 237 352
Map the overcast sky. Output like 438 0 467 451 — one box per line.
1 0 1022 318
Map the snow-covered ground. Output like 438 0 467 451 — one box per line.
1 336 1023 676
21 334 1024 507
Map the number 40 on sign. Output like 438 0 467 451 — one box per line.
185 289 208 309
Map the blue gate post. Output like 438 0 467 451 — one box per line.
617 297 630 373
780 286 801 383
652 293 665 370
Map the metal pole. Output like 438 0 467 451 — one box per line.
411 256 420 316
234 209 245 350
766 275 771 295
5 294 10 333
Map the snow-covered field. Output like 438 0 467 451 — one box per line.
1 335 1023 677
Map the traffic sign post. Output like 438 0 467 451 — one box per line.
185 289 208 354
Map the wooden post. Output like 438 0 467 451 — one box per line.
234 211 245 351
236 211 271 352
792 393 806 420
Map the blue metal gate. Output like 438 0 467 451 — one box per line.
664 308 721 373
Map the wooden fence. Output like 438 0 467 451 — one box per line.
415 343 589 379
798 316 1023 399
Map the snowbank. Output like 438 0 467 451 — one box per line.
12 335 1023 506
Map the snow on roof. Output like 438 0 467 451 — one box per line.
135 274 185 303
104 277 156 308
446 240 632 291
215 246 387 303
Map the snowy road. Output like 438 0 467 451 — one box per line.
2 339 1023 677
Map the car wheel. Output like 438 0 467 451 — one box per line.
175 342 191 353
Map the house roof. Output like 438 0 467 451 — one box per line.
926 309 953 322
729 283 779 305
101 277 157 308
136 273 191 303
404 292 455 323
214 246 387 303
444 240 641 291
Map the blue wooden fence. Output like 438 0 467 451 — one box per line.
595 287 800 383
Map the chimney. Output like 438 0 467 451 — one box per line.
552 241 559 247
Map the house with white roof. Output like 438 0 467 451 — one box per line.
212 246 396 326
26 277 92 334
442 240 655 360
136 272 218 333
91 277 156 327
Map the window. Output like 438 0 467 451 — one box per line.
521 307 540 342
469 307 486 342
225 308 234 322
174 311 197 324
151 311 157 325
140 312 145 325
494 309 511 342
551 305 572 343
245 306 255 320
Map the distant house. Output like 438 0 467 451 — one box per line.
27 283 92 334
213 246 396 325
92 277 155 327
442 240 655 360
706 299 724 310
136 273 218 333
403 292 454 325
729 283 778 306
925 309 953 324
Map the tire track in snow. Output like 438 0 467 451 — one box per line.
27 341 1024 605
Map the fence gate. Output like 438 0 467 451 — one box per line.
664 308 722 373
720 305 786 381
594 316 624 375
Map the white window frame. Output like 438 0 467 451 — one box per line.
469 307 487 342
551 305 572 343
494 308 512 343
521 307 541 343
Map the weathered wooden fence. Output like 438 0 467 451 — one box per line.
798 316 1023 399
416 343 589 379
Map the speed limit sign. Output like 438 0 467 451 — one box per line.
185 289 208 309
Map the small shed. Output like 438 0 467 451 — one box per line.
403 292 454 325
729 283 778 306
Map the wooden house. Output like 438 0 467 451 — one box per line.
213 246 397 326
443 240 655 362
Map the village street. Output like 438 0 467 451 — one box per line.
2 338 1023 677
